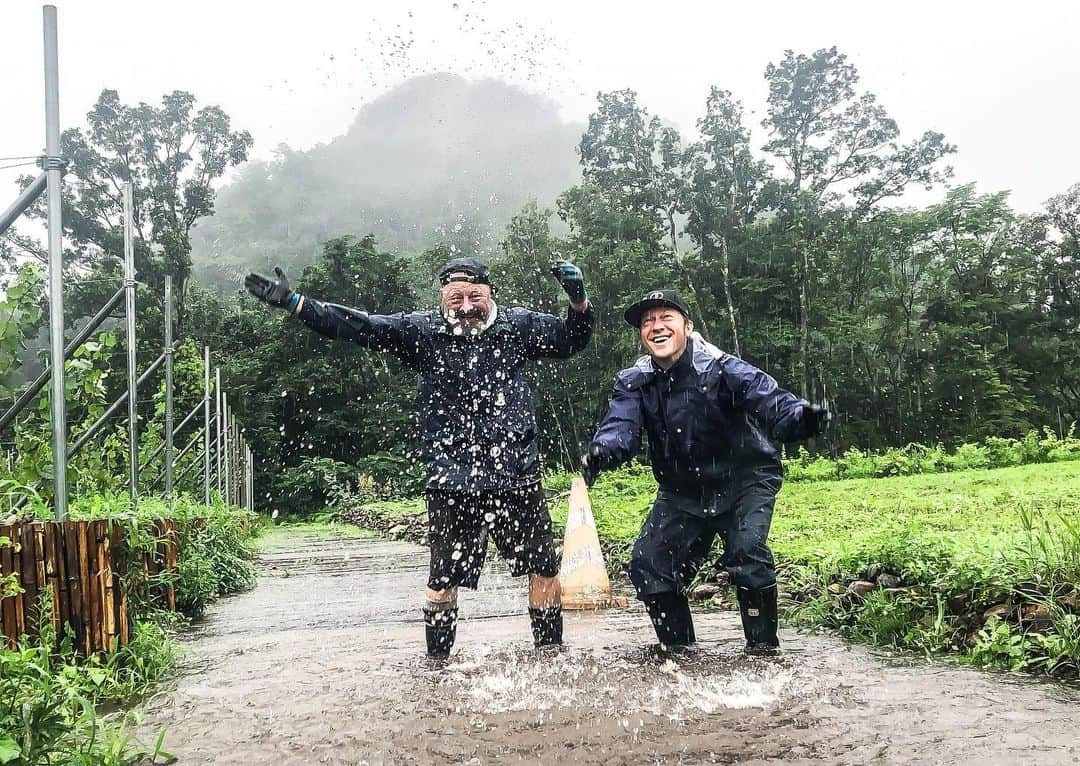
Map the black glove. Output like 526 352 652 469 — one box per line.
581 443 612 488
803 404 831 436
550 260 588 305
245 267 299 312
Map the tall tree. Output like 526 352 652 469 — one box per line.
683 88 775 354
56 89 252 331
762 47 954 397
1043 184 1080 426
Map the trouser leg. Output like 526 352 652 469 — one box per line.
628 491 719 647
722 467 783 653
643 591 696 647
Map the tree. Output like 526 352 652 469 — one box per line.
54 89 252 332
762 47 954 397
683 88 775 354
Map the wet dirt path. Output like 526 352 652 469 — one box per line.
134 528 1080 765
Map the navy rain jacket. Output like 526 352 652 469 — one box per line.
295 298 594 492
589 333 813 494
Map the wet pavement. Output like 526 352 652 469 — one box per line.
134 528 1080 765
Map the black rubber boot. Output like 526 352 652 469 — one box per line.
736 585 780 655
529 605 563 647
424 606 458 657
644 592 696 648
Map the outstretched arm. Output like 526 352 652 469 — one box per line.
518 304 595 359
245 267 426 367
719 355 830 442
516 260 595 359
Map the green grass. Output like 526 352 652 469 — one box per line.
562 460 1080 677
257 520 376 553
772 461 1080 561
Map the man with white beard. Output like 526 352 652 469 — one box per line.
245 257 593 657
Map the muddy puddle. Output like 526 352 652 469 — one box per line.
133 529 1080 764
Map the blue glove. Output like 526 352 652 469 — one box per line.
550 260 588 305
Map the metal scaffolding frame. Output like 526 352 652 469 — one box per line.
1 6 256 517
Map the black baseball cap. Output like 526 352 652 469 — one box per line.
438 257 493 289
623 289 692 327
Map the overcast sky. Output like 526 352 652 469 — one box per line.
3 0 1078 213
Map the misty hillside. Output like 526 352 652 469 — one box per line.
190 73 583 288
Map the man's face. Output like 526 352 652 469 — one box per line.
639 306 691 369
440 280 493 334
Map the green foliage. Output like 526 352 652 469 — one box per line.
0 491 255 764
0 536 20 601
969 617 1029 671
50 89 252 332
781 425 1080 482
182 235 423 516
0 594 176 766
0 265 46 396
4 331 128 501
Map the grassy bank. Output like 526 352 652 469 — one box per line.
0 494 259 765
343 460 1080 678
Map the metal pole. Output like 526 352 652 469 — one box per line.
147 425 205 491
123 183 138 504
174 448 205 486
215 368 223 496
238 439 245 510
43 5 67 521
232 417 239 506
164 276 174 503
232 415 239 506
0 173 47 236
246 445 254 511
223 394 231 505
203 346 211 507
143 399 201 467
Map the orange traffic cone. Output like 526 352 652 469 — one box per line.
559 476 628 610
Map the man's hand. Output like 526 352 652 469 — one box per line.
245 267 300 312
581 443 612 487
803 404 832 436
550 260 588 307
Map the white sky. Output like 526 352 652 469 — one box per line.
2 0 1078 214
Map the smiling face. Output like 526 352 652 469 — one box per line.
639 305 692 369
440 280 493 334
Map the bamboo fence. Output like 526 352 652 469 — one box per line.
0 519 178 654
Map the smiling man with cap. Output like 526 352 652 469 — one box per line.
582 289 830 654
244 255 593 657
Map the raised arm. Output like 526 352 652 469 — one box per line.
513 259 596 359
514 304 595 360
245 267 427 368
